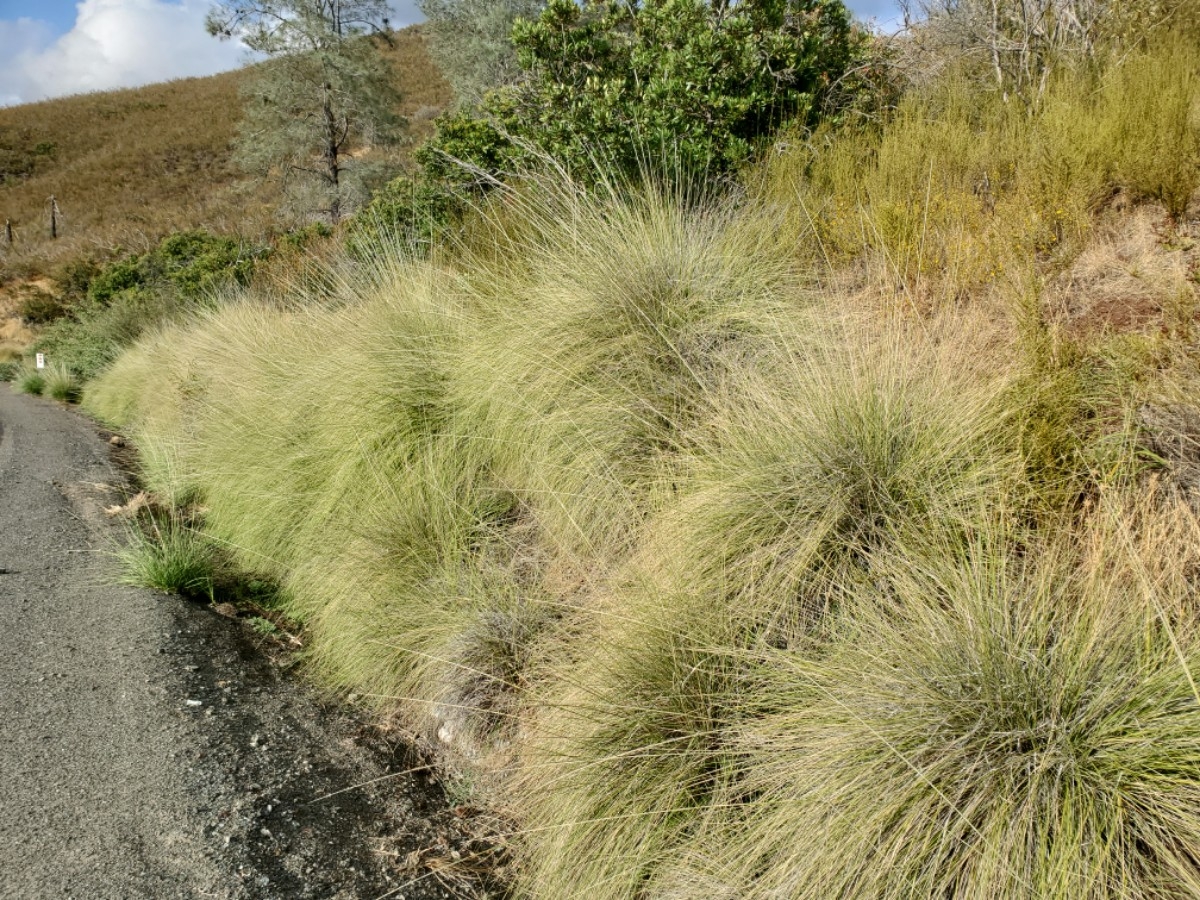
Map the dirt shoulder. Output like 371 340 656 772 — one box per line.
0 388 500 899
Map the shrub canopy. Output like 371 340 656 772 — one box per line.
421 0 857 185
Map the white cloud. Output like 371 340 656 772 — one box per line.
0 0 254 106
0 16 56 105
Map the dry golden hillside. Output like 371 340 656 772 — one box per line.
0 26 451 275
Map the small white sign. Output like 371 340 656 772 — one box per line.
35 353 45 370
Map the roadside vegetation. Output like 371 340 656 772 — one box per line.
25 0 1200 895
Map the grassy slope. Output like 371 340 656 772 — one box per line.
85 28 1200 900
0 26 451 273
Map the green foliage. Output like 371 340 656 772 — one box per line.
87 258 143 306
0 361 18 383
419 0 543 104
419 0 857 185
278 221 332 251
32 318 122 383
33 229 266 380
347 175 461 254
248 616 279 637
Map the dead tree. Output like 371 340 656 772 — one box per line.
48 194 61 239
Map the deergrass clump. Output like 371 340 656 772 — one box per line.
514 574 744 900
118 517 218 600
14 368 44 395
452 179 802 558
44 364 80 402
292 436 547 746
662 313 1022 637
668 523 1200 900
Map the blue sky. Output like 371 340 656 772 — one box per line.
0 1 903 107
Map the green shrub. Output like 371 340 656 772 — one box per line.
0 361 18 382
417 0 859 190
18 290 68 324
87 258 143 306
36 229 268 381
32 316 121 382
347 176 461 256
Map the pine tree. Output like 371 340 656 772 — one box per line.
207 0 404 223
418 0 544 104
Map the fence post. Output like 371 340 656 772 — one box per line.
4 219 11 246
49 195 59 239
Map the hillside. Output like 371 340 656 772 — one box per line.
0 26 452 274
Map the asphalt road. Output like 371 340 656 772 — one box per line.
0 388 497 900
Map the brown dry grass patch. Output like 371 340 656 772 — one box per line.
1049 201 1200 340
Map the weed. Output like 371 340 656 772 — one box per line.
248 616 279 637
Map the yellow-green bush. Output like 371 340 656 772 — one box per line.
761 34 1199 296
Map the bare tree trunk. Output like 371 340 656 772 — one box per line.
49 195 58 239
991 0 1006 91
322 81 342 224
